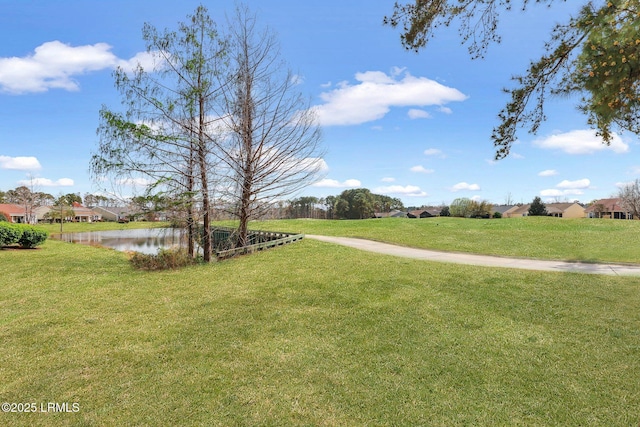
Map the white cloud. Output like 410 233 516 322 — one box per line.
533 129 629 155
538 169 558 177
374 185 427 197
295 157 329 173
423 148 443 157
0 155 41 170
557 178 590 189
116 51 164 74
290 74 304 85
438 106 452 114
312 69 467 126
410 165 434 174
408 109 431 119
451 182 481 192
17 177 74 187
381 177 395 182
312 178 361 188
0 41 161 94
540 178 591 198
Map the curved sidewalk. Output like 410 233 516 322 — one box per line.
305 235 640 276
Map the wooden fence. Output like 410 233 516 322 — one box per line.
212 227 304 260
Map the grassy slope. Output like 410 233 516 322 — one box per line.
1 238 639 426
253 216 640 264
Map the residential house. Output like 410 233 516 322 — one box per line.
0 203 29 223
585 198 633 219
503 203 585 218
374 210 407 218
71 202 101 222
503 205 529 218
545 203 586 218
92 206 137 222
407 209 436 218
35 205 55 222
491 205 516 216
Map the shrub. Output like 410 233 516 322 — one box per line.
17 226 48 248
0 223 48 248
493 211 503 219
129 248 199 270
0 211 10 222
0 223 21 246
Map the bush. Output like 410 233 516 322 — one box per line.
493 211 502 219
17 226 48 248
129 248 199 270
0 211 10 222
0 223 22 246
0 223 48 248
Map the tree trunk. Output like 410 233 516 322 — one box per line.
198 80 212 262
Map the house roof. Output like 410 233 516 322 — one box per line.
505 203 584 216
546 203 585 214
408 209 434 218
492 205 515 214
374 209 406 218
0 203 26 216
584 198 625 213
505 205 530 215
70 203 99 216
93 206 136 215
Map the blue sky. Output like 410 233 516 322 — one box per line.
1 0 638 206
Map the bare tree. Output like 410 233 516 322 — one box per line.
618 179 640 219
92 6 227 261
8 179 52 224
213 6 324 247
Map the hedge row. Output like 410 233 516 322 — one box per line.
0 222 48 248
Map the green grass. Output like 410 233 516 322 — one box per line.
253 216 640 264
1 237 640 426
39 220 171 235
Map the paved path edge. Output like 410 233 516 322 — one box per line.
305 235 640 277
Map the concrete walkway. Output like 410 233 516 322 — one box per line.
305 235 640 276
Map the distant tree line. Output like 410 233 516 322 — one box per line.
287 189 404 220
448 198 494 218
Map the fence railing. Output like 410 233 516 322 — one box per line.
211 227 304 260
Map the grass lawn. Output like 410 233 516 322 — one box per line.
253 216 640 264
40 221 171 235
1 233 640 426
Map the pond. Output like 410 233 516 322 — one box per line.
52 228 189 255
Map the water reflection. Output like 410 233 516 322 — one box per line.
52 228 190 254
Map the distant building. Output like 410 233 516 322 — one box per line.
585 198 633 219
92 206 137 222
491 205 516 216
0 203 29 223
407 209 437 218
503 203 585 218
374 210 407 218
71 202 101 222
